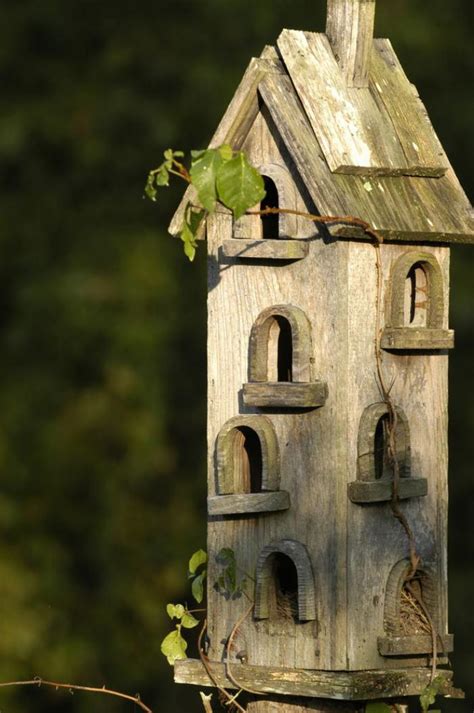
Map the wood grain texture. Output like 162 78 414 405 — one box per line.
326 0 376 88
208 491 290 516
380 328 455 350
242 382 328 409
276 30 447 177
348 478 427 504
378 634 454 657
222 239 309 261
174 659 456 700
257 72 474 243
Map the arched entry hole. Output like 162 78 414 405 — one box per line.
269 553 299 623
405 262 429 327
400 572 433 636
374 413 391 480
232 427 263 493
267 316 293 382
260 176 279 239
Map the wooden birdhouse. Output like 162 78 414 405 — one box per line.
169 0 474 704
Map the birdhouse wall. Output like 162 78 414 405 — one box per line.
206 106 451 674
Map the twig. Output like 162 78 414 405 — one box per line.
224 603 262 695
0 678 153 713
197 619 246 713
200 691 214 713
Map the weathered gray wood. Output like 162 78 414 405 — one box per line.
345 241 451 670
326 0 376 88
257 72 474 243
216 414 280 494
276 30 447 177
208 491 290 516
348 478 427 504
206 110 350 672
174 659 456 700
222 239 309 261
242 382 328 409
378 634 454 657
380 328 455 350
370 39 448 174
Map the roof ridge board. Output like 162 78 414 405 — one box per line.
168 56 283 237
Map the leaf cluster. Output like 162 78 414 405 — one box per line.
214 547 247 600
160 549 207 666
145 146 266 261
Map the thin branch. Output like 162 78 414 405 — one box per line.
0 678 153 713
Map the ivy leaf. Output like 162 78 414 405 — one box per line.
218 144 234 161
180 206 205 262
192 571 206 603
181 611 200 629
189 549 207 575
166 603 185 620
420 676 445 713
155 165 170 187
365 704 392 713
164 148 184 161
160 628 188 666
190 149 223 213
216 548 235 566
216 151 265 219
144 175 157 202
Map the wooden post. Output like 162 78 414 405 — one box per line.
326 0 376 87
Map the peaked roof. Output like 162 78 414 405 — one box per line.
170 30 474 244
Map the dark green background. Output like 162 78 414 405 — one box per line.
0 1 472 711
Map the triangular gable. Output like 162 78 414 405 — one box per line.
168 55 283 237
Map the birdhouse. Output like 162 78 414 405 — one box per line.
169 0 474 703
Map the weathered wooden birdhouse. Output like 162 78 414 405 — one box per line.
170 0 474 703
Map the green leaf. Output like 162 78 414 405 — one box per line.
164 148 183 161
189 549 207 575
216 151 265 219
420 676 445 713
365 704 392 713
216 548 235 566
181 611 200 629
190 148 223 212
155 166 170 186
192 571 206 603
144 176 157 202
180 222 196 262
166 603 185 620
160 628 188 666
218 144 234 161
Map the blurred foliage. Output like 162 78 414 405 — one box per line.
0 1 472 712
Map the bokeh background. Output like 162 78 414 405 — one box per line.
0 0 472 711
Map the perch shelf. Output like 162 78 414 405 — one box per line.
207 491 290 516
348 477 428 504
222 238 309 261
242 381 328 409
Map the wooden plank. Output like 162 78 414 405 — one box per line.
208 491 290 516
276 30 447 177
326 0 376 88
380 327 455 350
258 73 474 242
174 659 456 700
369 40 448 176
378 634 454 657
242 382 328 409
222 239 309 261
168 57 283 236
348 478 427 504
